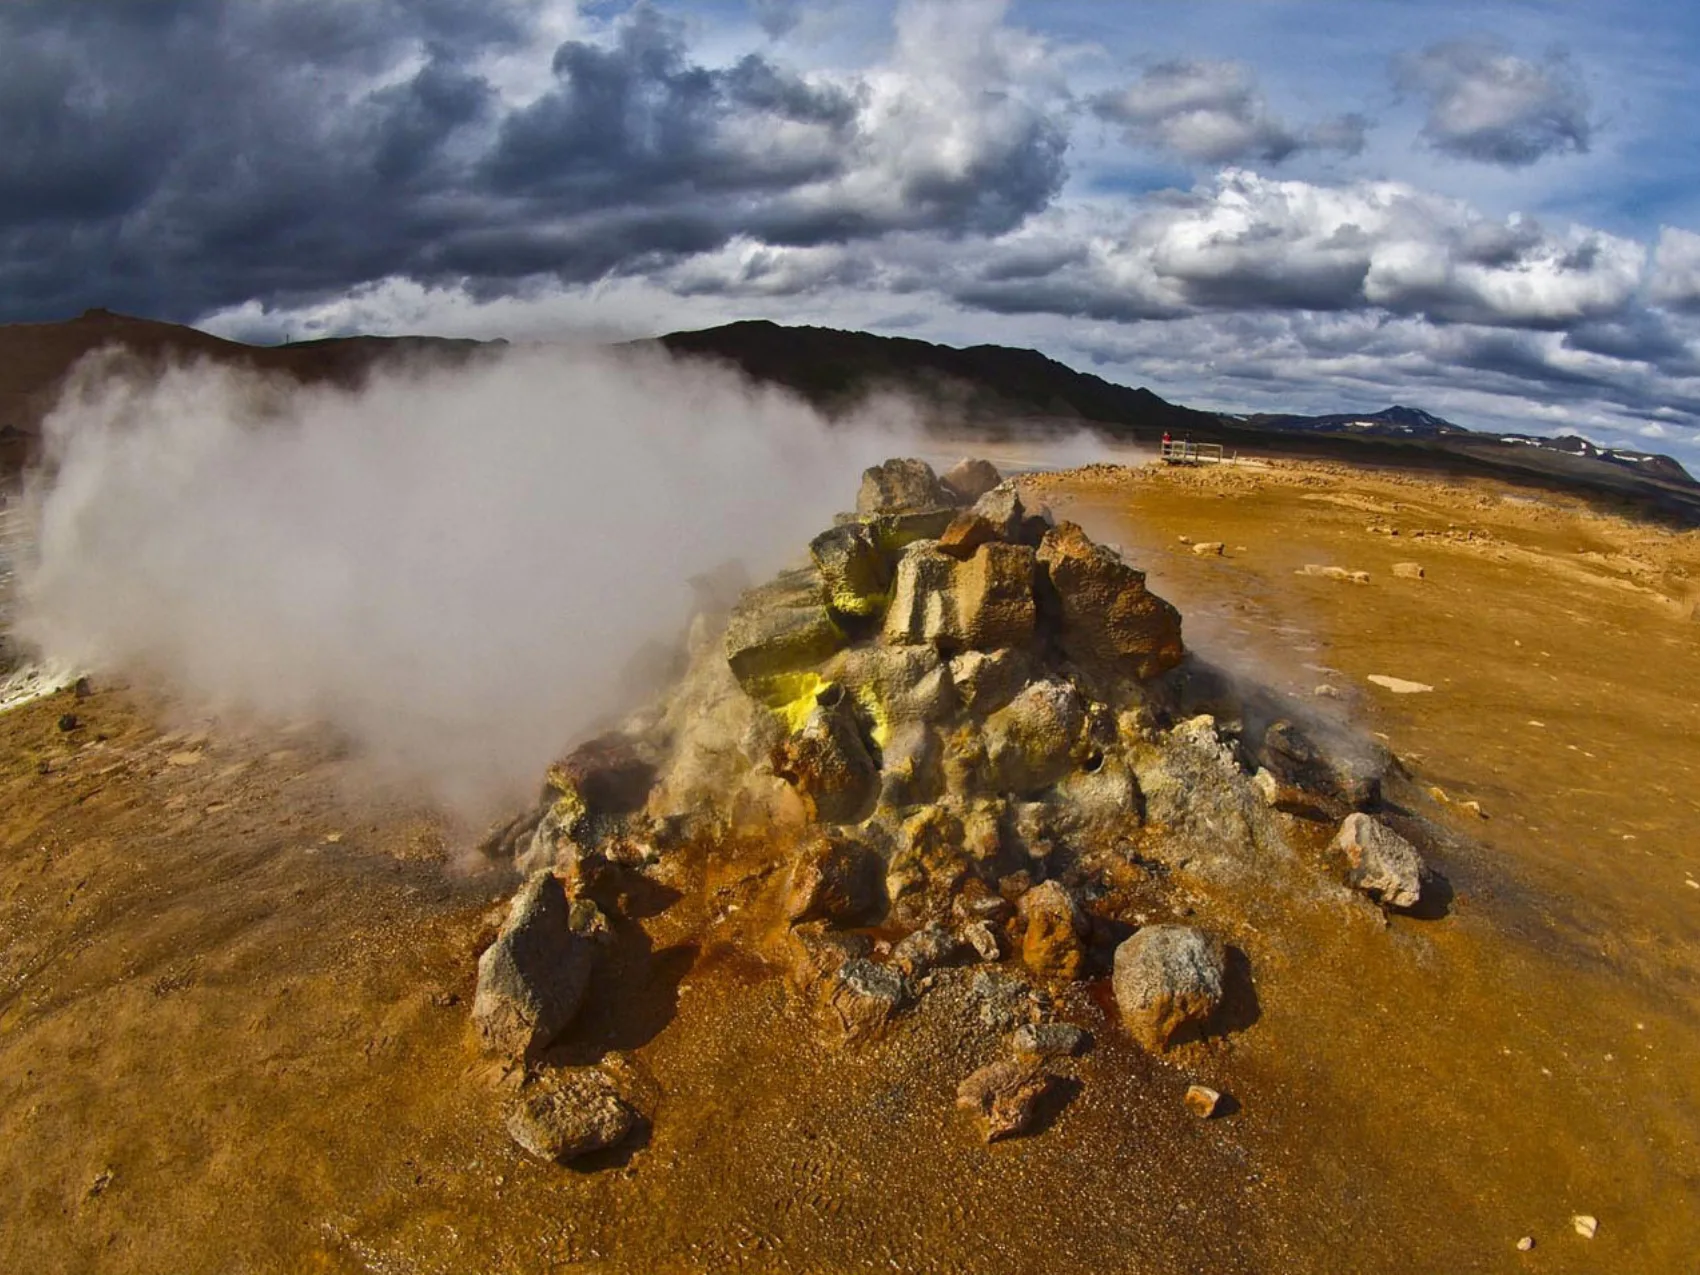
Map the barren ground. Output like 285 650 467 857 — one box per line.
3 458 1698 1274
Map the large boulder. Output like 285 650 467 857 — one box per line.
827 644 956 741
771 697 880 825
1257 719 1382 812
1037 522 1184 680
1112 924 1225 1051
473 872 594 1059
1018 880 1089 980
723 567 847 709
982 679 1086 793
505 1067 639 1162
882 540 1036 652
1331 813 1423 908
786 830 884 925
971 487 1027 541
937 511 1001 560
809 523 892 619
954 542 1037 649
857 458 952 517
941 457 1003 505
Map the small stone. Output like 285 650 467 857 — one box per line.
1017 880 1089 980
890 923 965 979
57 713 80 732
1392 562 1425 580
1367 674 1433 694
167 750 203 766
823 958 906 1041
505 1068 638 1162
955 1058 1059 1142
1516 1236 1535 1252
1191 541 1225 556
1331 812 1424 910
1183 1084 1222 1118
1314 684 1341 699
960 919 1002 962
1011 1022 1092 1060
1572 1215 1597 1239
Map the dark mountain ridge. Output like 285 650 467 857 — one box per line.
1 310 1695 521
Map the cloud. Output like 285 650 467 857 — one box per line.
1395 39 1592 166
0 0 1067 322
949 170 1645 328
1091 60 1366 164
1648 226 1700 312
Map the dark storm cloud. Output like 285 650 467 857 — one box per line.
1394 39 1593 167
0 0 1066 322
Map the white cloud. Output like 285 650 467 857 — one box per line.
1395 39 1592 167
1092 60 1365 164
1649 226 1700 310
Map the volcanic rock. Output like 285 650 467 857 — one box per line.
970 487 1027 540
505 1068 639 1162
1183 1084 1223 1118
809 523 892 619
940 457 1003 505
1037 521 1184 681
473 872 593 1059
956 1058 1059 1142
1011 1022 1092 1060
885 805 975 928
823 958 907 1040
937 511 1000 560
960 919 1002 962
771 698 880 825
826 644 955 735
983 679 1086 793
954 542 1038 649
785 922 875 995
891 923 966 980
968 968 1046 1031
1256 719 1381 812
857 457 952 517
1112 925 1226 1052
723 567 846 705
948 647 1030 716
786 830 884 925
1018 880 1090 980
1331 812 1423 909
1392 561 1426 580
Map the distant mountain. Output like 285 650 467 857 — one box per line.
1495 432 1695 486
1244 405 1470 438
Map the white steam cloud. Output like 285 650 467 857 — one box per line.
19 345 920 813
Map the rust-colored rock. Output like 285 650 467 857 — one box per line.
955 1058 1059 1142
771 700 880 825
937 511 1001 560
786 831 883 925
1018 880 1089 980
1037 522 1183 680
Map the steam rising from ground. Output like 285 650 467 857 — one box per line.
19 346 921 813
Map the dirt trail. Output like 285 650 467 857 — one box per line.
3 459 1698 1273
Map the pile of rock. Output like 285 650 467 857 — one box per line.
473 457 1436 1160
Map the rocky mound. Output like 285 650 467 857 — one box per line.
472 458 1428 1159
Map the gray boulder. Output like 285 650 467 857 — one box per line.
948 647 1031 716
857 458 952 517
809 523 892 619
971 487 1026 540
983 679 1086 793
1332 812 1423 909
1036 521 1183 681
941 457 1003 505
505 1067 639 1162
890 922 966 980
473 872 593 1059
1112 924 1225 1052
1011 1021 1093 1060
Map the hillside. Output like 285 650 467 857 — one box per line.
2 310 1697 522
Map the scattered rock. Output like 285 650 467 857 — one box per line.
1256 719 1382 811
937 511 1000 560
1314 684 1341 699
970 487 1026 541
505 1068 639 1162
1572 1215 1597 1239
955 1058 1059 1141
771 698 881 825
1516 1236 1535 1252
947 647 1031 716
1331 812 1423 909
822 958 907 1040
1011 1022 1092 1060
858 457 952 516
58 713 80 732
786 830 883 925
1392 562 1425 580
785 922 874 994
983 678 1087 792
1112 925 1226 1051
1191 541 1225 556
1018 880 1089 980
1367 674 1433 694
1183 1084 1223 1118
940 457 1003 505
968 968 1045 1031
473 872 594 1059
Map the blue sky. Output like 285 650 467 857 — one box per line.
8 0 1700 463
